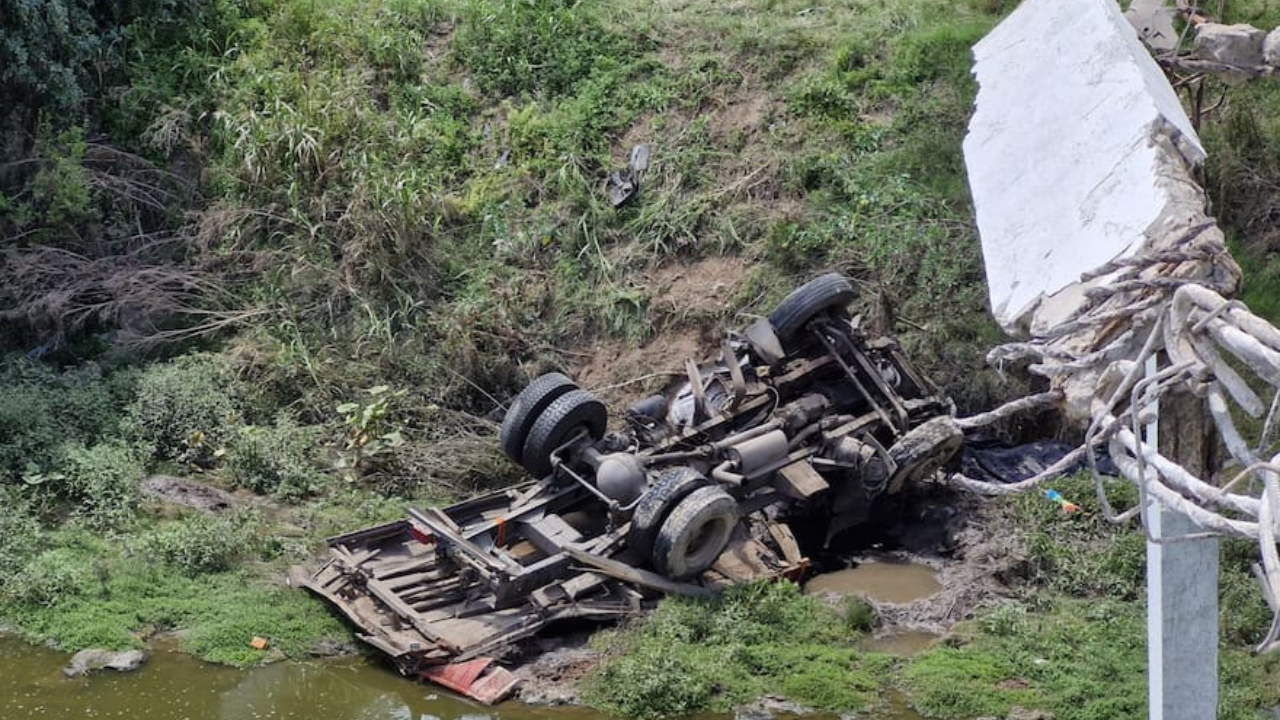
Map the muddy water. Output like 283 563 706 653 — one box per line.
0 634 601 720
863 630 939 656
0 633 927 720
803 560 942 604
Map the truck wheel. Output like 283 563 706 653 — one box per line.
768 273 856 344
886 417 964 494
521 389 608 477
628 467 709 560
500 373 577 464
652 486 738 580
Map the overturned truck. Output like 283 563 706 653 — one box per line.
301 274 963 702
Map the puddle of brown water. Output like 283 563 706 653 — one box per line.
862 630 939 656
803 561 942 604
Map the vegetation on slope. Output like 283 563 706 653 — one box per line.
0 0 1014 666
3 0 1280 715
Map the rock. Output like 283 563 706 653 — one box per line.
1194 23 1267 67
1264 27 1280 66
733 695 813 720
63 648 147 678
1124 0 1179 51
308 638 356 657
140 475 238 514
1006 708 1054 720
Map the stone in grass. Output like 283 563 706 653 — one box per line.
1194 23 1267 68
1265 27 1280 67
63 648 147 678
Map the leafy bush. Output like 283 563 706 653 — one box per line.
131 510 262 575
225 417 326 498
56 442 144 528
2 548 93 608
124 355 242 466
0 357 137 482
0 0 224 124
0 488 43 581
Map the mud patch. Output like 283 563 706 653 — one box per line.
862 500 1025 632
140 475 239 514
512 635 604 706
646 255 748 321
572 256 749 407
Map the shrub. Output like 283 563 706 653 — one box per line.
225 417 326 498
0 357 137 482
131 510 263 576
59 442 144 529
124 355 242 466
0 488 43 581
3 548 93 607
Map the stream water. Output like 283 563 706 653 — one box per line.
2 560 944 719
0 633 936 720
0 634 602 720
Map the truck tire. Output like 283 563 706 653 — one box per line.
768 273 856 344
521 389 608 477
652 485 738 580
628 467 710 560
500 373 577 464
886 416 964 494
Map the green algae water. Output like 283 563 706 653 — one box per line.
0 635 601 720
0 634 928 720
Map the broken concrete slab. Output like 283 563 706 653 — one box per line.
965 0 1204 337
1194 23 1267 66
1124 0 1180 52
1264 27 1280 66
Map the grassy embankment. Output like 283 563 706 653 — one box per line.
0 0 1008 668
2 0 1280 716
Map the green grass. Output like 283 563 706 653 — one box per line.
581 581 891 718
0 524 348 666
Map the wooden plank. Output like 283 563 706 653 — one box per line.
324 519 409 547
564 546 715 598
386 569 451 591
373 553 441 580
766 521 805 565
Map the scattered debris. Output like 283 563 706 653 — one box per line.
605 143 650 206
301 273 962 703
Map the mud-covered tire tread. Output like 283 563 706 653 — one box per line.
627 467 710 560
768 273 857 343
886 416 964 494
521 389 608 477
500 373 577 464
652 485 738 580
